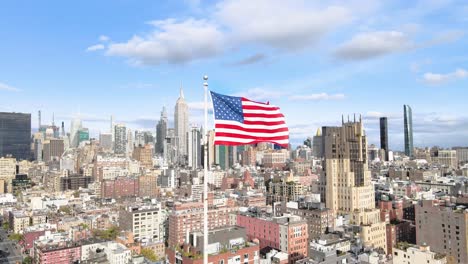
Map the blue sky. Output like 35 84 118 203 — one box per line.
0 0 467 150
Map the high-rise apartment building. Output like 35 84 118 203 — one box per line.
99 133 113 151
404 105 413 157
155 107 168 155
187 126 201 169
454 147 468 164
380 117 389 161
114 124 127 155
237 213 308 264
43 139 64 162
320 119 387 252
119 204 165 242
168 201 237 248
0 112 31 160
132 144 153 169
312 128 323 158
0 157 16 193
174 88 189 162
415 200 467 264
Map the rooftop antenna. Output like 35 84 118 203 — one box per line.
52 112 55 126
354 113 356 123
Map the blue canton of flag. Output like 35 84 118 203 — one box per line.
211 92 244 122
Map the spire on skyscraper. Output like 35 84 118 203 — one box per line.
179 82 184 99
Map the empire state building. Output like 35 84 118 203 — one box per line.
174 87 189 162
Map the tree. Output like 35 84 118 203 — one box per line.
22 256 32 264
141 248 158 262
2 222 9 230
9 233 23 242
59 205 71 214
92 226 120 240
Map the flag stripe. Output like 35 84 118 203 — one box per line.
243 109 282 115
241 100 278 108
215 138 289 145
215 120 287 129
215 125 289 134
243 113 284 118
244 117 285 122
242 105 279 111
216 132 289 140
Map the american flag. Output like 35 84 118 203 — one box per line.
210 91 289 147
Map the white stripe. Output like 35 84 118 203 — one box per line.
244 117 285 122
243 109 282 115
216 128 289 137
215 120 287 129
241 101 278 108
215 137 289 144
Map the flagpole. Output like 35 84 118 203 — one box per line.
203 75 209 264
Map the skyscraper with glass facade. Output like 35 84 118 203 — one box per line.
379 117 389 161
403 105 413 157
0 112 31 160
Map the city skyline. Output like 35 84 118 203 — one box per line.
1 0 467 150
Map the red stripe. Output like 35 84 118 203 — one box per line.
215 132 289 140
215 124 289 133
242 105 279 111
243 120 286 126
243 113 284 118
215 140 288 148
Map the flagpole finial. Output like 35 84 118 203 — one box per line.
204 75 208 81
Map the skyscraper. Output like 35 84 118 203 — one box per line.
69 117 82 148
174 88 189 163
156 107 168 155
320 117 387 251
114 124 127 155
379 117 389 161
187 126 201 169
403 105 413 157
312 128 323 158
0 112 31 160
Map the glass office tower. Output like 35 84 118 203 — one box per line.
403 105 413 158
0 112 31 160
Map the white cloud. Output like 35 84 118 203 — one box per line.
289 93 345 101
99 35 110 42
423 68 468 84
86 44 105 52
215 0 352 50
235 87 284 102
425 30 464 46
106 18 224 65
334 31 412 60
0 82 20 92
364 111 401 120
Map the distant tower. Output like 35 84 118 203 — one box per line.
61 122 65 137
187 126 201 169
379 117 389 161
174 86 189 163
156 106 168 155
70 117 83 148
312 128 323 158
38 110 42 129
403 105 413 157
110 115 114 142
114 124 127 155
